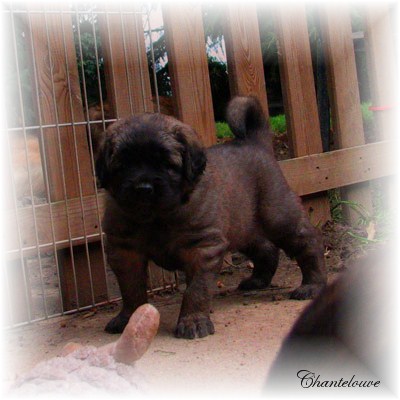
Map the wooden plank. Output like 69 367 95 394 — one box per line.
364 2 397 141
223 4 269 117
364 3 397 210
27 4 107 313
162 3 216 147
3 259 31 325
5 193 107 254
27 3 95 201
5 235 105 262
275 4 322 157
3 135 17 211
147 261 176 292
319 3 372 224
3 11 41 326
275 3 331 224
280 141 396 196
58 242 108 311
6 141 395 258
98 3 153 118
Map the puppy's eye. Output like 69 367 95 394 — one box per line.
166 163 181 173
110 162 123 174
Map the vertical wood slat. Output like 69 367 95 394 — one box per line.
59 242 108 311
275 4 331 225
319 3 372 224
162 4 216 147
275 5 322 157
3 10 17 209
364 3 397 141
28 4 107 311
98 4 153 118
223 4 269 118
4 10 41 325
28 4 94 201
3 259 31 325
364 3 398 211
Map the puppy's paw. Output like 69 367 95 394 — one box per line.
238 277 269 291
105 312 131 334
174 314 215 339
290 284 324 300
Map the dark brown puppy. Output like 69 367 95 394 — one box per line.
265 246 394 393
96 96 326 339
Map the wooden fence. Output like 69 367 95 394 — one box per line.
2 2 397 327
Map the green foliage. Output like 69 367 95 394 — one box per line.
361 102 373 121
215 122 233 139
215 114 288 139
361 101 374 133
215 115 288 139
328 189 344 223
202 4 224 47
333 200 373 227
72 18 106 105
329 186 392 245
269 114 286 134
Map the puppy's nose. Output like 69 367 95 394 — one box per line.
134 182 154 197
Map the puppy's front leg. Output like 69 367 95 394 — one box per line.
105 236 148 334
175 238 227 339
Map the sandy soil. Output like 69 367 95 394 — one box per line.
3 222 379 397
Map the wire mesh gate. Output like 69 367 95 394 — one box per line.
2 3 177 328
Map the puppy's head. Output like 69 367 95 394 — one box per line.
96 113 206 219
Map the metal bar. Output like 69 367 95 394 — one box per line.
6 119 118 133
3 279 177 329
59 8 96 307
75 5 110 300
26 9 65 317
43 6 81 310
3 9 146 16
145 5 161 113
89 8 107 131
134 4 148 112
119 4 134 115
5 233 105 258
9 5 44 322
104 8 120 118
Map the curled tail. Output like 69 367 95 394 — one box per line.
226 96 269 139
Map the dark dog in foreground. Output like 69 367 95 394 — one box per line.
266 246 395 393
96 96 326 339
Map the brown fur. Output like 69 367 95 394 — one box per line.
88 96 174 158
266 246 394 392
96 96 326 339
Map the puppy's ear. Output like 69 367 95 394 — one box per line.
174 126 207 196
95 136 113 188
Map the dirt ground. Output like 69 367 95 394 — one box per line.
3 222 382 397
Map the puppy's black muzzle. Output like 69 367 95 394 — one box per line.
134 182 154 199
118 179 155 206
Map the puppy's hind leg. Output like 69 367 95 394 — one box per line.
279 220 327 300
238 240 280 291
